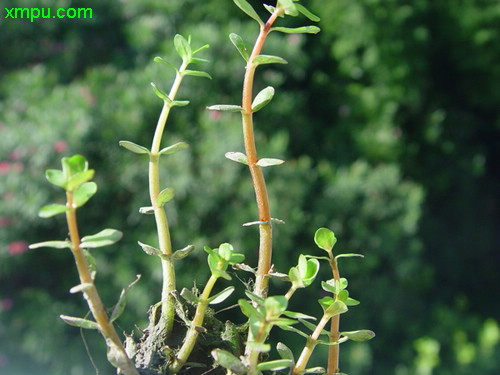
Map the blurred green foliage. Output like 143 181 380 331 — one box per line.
1 0 499 374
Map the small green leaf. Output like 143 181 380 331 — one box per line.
283 311 316 320
207 104 244 112
219 243 234 261
157 187 175 207
119 141 150 154
62 155 88 176
190 57 210 64
238 299 260 318
296 3 321 22
303 367 326 374
273 317 298 328
252 86 275 112
229 33 251 61
341 330 376 342
174 34 191 62
335 253 364 260
253 55 288 66
225 152 248 165
245 290 265 305
192 44 210 56
139 206 154 214
181 287 199 303
232 0 264 26
208 286 235 305
271 26 321 34
324 300 348 317
321 278 348 294
183 70 212 79
256 158 285 167
29 240 71 250
45 169 67 188
69 283 93 294
277 342 294 361
229 253 245 264
172 245 195 260
346 297 360 306
81 229 123 249
73 182 97 208
171 100 190 107
110 275 141 323
264 296 288 319
281 324 311 338
211 349 246 374
314 227 337 252
154 56 179 73
257 359 293 371
60 315 99 330
151 82 171 102
138 241 162 257
66 170 95 192
38 203 68 218
264 4 276 14
278 0 298 16
83 249 97 280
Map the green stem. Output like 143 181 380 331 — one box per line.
171 273 219 372
327 255 341 375
293 314 332 375
66 192 139 375
149 61 189 333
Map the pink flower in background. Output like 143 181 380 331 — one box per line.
0 161 10 174
0 298 13 311
7 241 28 255
54 140 68 153
0 353 7 367
0 217 9 228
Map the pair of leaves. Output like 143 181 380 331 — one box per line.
120 140 188 156
289 254 320 289
46 155 94 192
225 152 285 167
30 228 122 252
233 0 320 26
138 242 194 261
38 182 97 218
204 243 245 280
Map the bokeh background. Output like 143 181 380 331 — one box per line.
1 0 499 374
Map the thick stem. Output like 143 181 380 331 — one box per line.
148 63 188 333
66 192 139 375
241 6 282 300
327 256 341 375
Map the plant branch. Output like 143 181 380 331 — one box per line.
327 255 341 375
242 4 283 301
65 191 139 375
149 61 189 334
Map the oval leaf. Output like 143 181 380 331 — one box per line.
183 69 212 79
45 169 67 188
138 241 162 257
172 245 195 260
225 152 248 165
157 188 175 207
253 55 288 66
232 0 264 26
271 26 321 34
252 86 275 112
73 182 97 208
277 342 294 361
174 34 191 61
314 227 337 252
256 158 284 167
38 203 68 218
296 3 321 22
229 33 251 61
207 104 244 113
81 229 123 248
154 56 179 73
341 329 376 342
66 170 95 192
257 359 293 371
181 287 199 304
119 141 150 154
208 286 235 305
159 142 189 155
60 315 99 330
29 240 71 250
211 349 246 374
